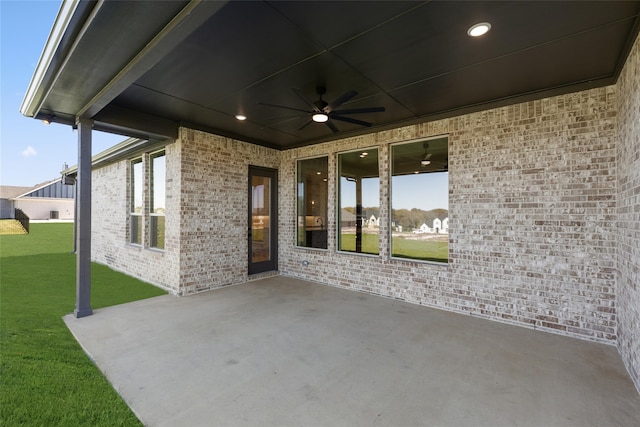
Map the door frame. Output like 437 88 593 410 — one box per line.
248 165 278 275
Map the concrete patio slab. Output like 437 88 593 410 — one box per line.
64 276 640 426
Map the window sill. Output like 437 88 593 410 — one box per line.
390 256 448 266
337 250 380 259
294 245 328 252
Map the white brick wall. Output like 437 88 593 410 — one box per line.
617 32 640 393
91 149 180 293
92 86 620 344
280 86 618 344
175 128 280 295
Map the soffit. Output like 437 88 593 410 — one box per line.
31 1 640 149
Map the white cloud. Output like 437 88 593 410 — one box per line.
21 146 37 158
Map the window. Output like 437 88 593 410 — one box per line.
297 157 328 249
150 151 166 249
338 149 379 255
130 158 143 245
129 151 166 249
391 137 448 263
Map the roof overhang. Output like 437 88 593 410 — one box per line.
22 0 640 149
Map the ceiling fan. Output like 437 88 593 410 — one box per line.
258 86 385 133
397 142 448 172
420 143 433 167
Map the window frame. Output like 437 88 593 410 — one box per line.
336 147 380 256
296 155 329 250
389 136 449 264
149 150 166 250
129 157 143 246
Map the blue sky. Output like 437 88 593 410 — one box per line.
1 1 123 187
341 173 448 211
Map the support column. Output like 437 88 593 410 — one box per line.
355 177 362 253
73 181 78 254
75 117 93 318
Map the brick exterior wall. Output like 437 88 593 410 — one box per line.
91 149 180 292
175 128 280 295
92 86 620 343
617 33 640 393
281 86 618 344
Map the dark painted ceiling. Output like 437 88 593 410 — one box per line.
29 1 640 149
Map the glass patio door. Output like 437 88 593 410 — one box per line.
248 166 278 275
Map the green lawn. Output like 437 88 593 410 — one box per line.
0 223 167 426
339 232 380 254
391 237 448 263
340 233 448 263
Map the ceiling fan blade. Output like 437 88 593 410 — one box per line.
327 90 358 111
331 106 386 115
263 114 308 121
264 116 310 129
293 88 320 112
298 120 313 131
325 120 339 133
257 101 310 114
331 115 372 127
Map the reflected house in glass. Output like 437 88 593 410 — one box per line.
340 209 356 228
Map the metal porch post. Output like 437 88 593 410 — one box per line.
73 182 78 254
75 117 93 318
355 177 362 253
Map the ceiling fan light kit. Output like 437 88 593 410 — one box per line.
312 113 329 123
259 86 385 133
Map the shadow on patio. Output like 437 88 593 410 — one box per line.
64 276 640 427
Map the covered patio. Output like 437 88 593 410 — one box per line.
22 1 640 417
64 276 640 427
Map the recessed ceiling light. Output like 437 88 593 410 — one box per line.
467 22 491 37
312 113 329 123
316 171 322 175
235 114 247 121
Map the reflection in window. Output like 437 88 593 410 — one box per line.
338 149 379 255
130 158 143 245
297 157 328 249
150 151 166 249
391 137 448 262
251 176 271 262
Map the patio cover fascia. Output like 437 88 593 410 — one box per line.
20 0 232 140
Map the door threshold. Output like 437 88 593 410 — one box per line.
247 271 279 281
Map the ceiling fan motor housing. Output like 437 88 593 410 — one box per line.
315 99 329 111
